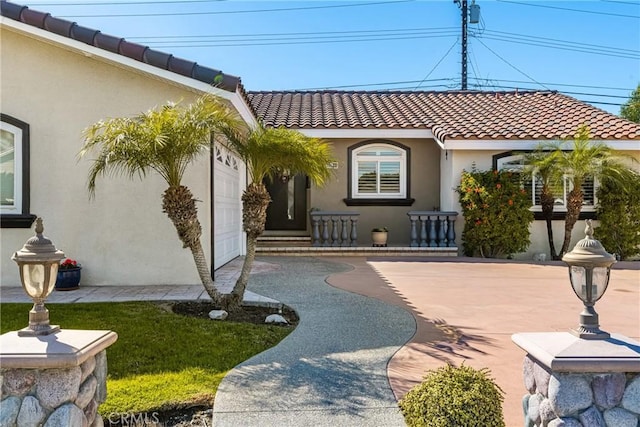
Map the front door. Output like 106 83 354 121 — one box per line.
265 174 308 231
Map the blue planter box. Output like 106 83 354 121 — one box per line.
56 267 81 291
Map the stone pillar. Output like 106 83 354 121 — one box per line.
0 329 118 427
512 332 640 427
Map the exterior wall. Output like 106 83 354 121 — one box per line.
310 138 441 245
1 29 215 286
441 149 640 259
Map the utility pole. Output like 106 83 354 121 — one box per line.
461 0 468 90
455 0 479 90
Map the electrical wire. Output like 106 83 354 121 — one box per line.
415 38 460 89
57 0 415 18
496 0 640 19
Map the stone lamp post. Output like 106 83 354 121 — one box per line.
562 219 616 340
11 217 64 336
512 220 640 427
1 219 118 426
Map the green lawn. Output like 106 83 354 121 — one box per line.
0 302 293 414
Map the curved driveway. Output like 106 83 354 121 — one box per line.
212 257 415 427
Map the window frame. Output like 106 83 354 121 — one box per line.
493 152 597 220
344 140 414 206
0 114 36 228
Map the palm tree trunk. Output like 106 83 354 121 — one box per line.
540 187 558 260
560 188 584 257
223 183 271 312
162 185 222 305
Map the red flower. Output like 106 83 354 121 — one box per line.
496 183 502 189
508 199 514 206
60 259 80 270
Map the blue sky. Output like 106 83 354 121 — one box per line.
21 0 640 115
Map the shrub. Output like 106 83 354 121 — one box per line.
594 171 640 260
399 364 505 427
457 168 533 258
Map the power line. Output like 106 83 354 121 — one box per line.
466 77 634 92
415 39 459 89
57 0 414 18
497 0 640 19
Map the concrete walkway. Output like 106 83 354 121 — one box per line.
211 257 415 426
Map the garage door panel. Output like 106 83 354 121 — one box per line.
214 145 242 269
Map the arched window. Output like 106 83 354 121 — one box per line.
345 141 413 206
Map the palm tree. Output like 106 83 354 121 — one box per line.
79 94 243 305
554 124 636 257
218 123 335 311
524 147 563 260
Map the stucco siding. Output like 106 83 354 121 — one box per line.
310 138 441 245
1 28 217 286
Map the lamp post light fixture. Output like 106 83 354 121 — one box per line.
11 218 65 336
562 219 616 340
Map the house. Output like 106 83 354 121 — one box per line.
1 1 639 288
0 1 255 287
248 91 640 258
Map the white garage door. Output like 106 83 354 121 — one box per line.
213 144 243 269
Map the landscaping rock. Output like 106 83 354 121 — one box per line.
603 407 639 427
2 370 36 396
539 397 556 424
592 373 626 410
534 362 551 397
94 352 107 404
36 367 81 409
549 374 593 417
76 376 97 410
265 314 288 325
523 356 536 394
17 395 46 427
548 417 582 427
80 356 96 384
83 399 98 426
208 310 228 320
0 396 21 427
579 405 605 427
44 403 86 427
622 376 640 414
91 414 104 427
527 393 544 425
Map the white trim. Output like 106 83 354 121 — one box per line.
1 17 257 126
351 143 407 199
296 128 433 139
0 121 23 214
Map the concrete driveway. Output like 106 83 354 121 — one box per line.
326 257 640 427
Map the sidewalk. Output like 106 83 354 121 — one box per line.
0 257 280 307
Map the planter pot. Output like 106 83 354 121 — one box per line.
56 267 81 291
371 231 388 247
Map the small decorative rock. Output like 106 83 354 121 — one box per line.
91 414 104 427
523 356 537 394
579 405 605 427
539 397 556 424
3 370 36 396
0 396 21 426
603 407 639 427
80 357 96 383
17 395 46 427
592 373 626 409
265 314 288 325
622 376 640 414
549 374 593 417
76 376 97 410
534 363 551 397
208 310 228 320
44 403 86 427
36 367 82 409
548 417 582 427
94 351 108 405
528 393 544 425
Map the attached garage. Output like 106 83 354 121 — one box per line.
213 144 244 269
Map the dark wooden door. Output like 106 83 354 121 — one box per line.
265 174 308 230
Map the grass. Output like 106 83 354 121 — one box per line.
0 302 293 415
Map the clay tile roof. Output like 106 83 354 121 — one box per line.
247 90 640 142
1 0 242 93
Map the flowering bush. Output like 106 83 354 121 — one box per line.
59 258 81 270
457 168 533 258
